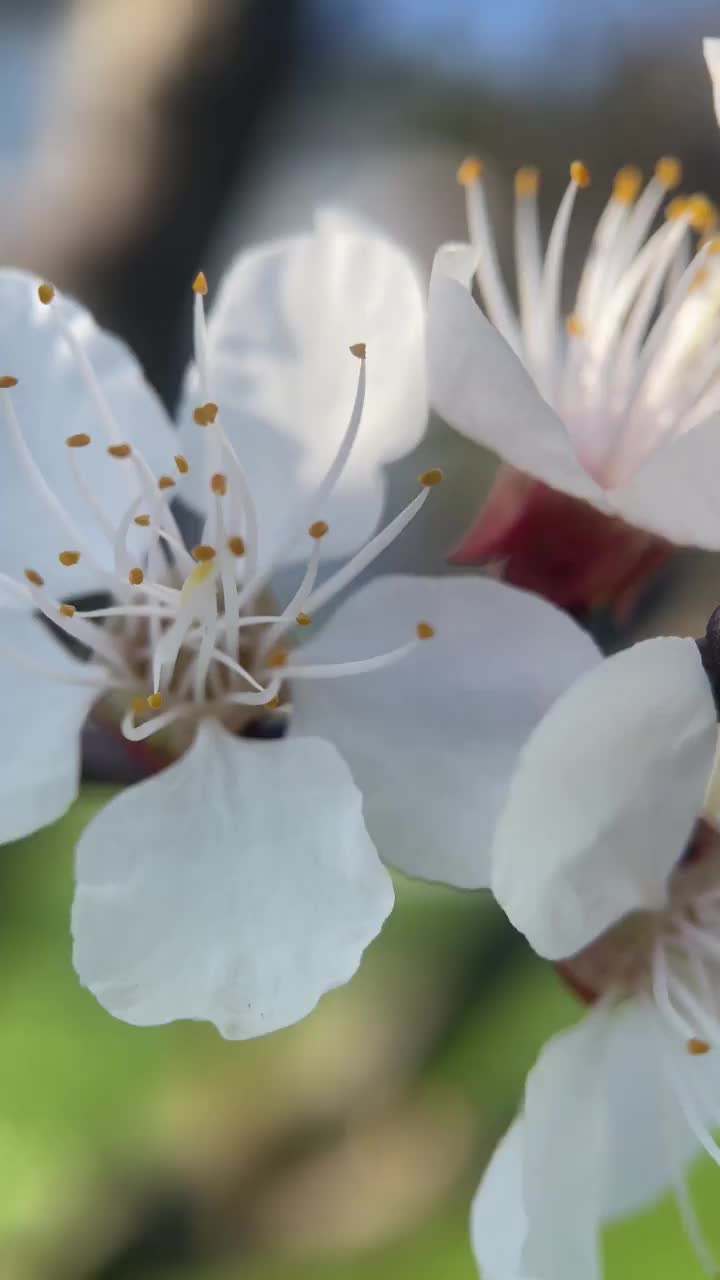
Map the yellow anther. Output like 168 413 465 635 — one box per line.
665 195 690 221
128 567 144 586
349 342 367 359
416 621 435 640
308 519 329 539
210 471 227 496
705 235 720 255
570 160 591 188
191 544 216 562
687 194 718 233
295 611 312 626
566 313 585 337
690 268 708 292
130 695 147 717
514 166 540 198
157 475 175 490
612 165 643 205
419 467 444 487
264 695 281 710
66 432 91 447
265 647 289 669
24 568 44 586
655 155 682 190
174 453 189 475
193 406 209 426
687 1037 711 1055
192 270 208 295
0 375 18 388
147 693 163 710
226 535 245 556
107 442 132 458
456 156 482 186
203 401 218 424
58 550 80 566
37 283 55 305
134 513 150 527
59 603 76 618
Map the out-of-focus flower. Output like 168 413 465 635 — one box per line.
430 153 720 617
472 627 720 1280
0 216 600 1039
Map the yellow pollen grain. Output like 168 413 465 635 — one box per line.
226 535 245 556
66 433 91 448
456 155 482 187
514 166 540 198
174 453 189 475
612 165 643 205
687 194 718 233
416 621 435 640
0 375 18 388
687 1037 711 1056
107 442 132 458
134 513 150 527
24 568 44 586
37 282 55 305
58 550 80 566
570 160 591 188
349 342 367 359
192 543 216 562
147 692 163 710
192 270 208 295
210 471 227 496
655 155 682 190
566 313 585 337
308 519 329 539
128 567 144 586
59 603 76 618
419 467 444 487
265 648 289 669
295 611 312 626
157 475 175 490
130 695 147 716
264 694 281 710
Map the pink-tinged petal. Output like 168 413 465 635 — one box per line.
72 719 393 1038
492 638 718 960
452 466 674 621
291 574 600 888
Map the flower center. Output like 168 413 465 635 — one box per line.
0 279 440 763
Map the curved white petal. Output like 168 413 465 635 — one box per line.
427 244 601 506
177 211 428 571
470 1119 532 1280
492 638 718 960
0 271 177 598
704 38 720 125
0 610 102 843
290 575 600 887
521 1007 612 1280
614 414 720 549
72 719 394 1038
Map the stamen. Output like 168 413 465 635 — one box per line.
265 648 289 669
278 635 423 680
656 156 683 190
128 567 144 586
296 612 311 626
147 693 163 709
570 160 591 188
419 467 444 487
416 621 435 639
210 472 227 495
24 568 44 586
157 475 175 490
514 166 540 198
612 165 643 206
0 375 18 388
227 535 245 556
175 454 189 475
308 520 329 539
687 1038 711 1055
37 283 55 305
456 155 483 186
192 271 208 295
107 443 132 459
58 550 81 566
192 544 216 562
66 433 91 448
134 514 150 526
460 154 522 351
59 603 76 618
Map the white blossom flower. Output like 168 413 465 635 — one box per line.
471 629 720 1279
0 215 600 1038
428 153 720 551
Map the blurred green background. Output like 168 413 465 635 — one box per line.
3 1 720 1276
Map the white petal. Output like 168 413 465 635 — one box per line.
290 575 600 887
177 211 427 570
492 638 718 959
72 719 394 1038
427 244 601 506
614 414 720 549
521 1007 612 1280
0 610 102 843
704 38 720 125
470 1119 532 1280
0 270 177 597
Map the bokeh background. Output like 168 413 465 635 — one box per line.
3 1 720 1276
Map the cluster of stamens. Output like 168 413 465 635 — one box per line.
0 275 441 752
